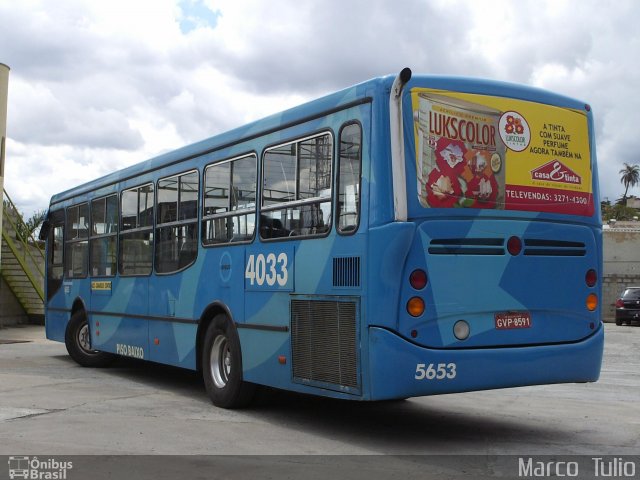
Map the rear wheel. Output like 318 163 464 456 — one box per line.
64 311 114 367
202 315 256 408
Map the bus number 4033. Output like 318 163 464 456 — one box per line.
245 253 289 287
415 363 457 380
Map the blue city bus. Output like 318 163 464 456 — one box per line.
40 69 604 408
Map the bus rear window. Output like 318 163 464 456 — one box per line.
411 88 593 216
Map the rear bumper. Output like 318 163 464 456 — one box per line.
367 324 604 401
615 309 640 321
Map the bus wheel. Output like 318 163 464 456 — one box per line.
64 311 114 367
202 315 255 408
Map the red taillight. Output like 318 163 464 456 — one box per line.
585 269 597 287
616 299 624 308
410 269 428 290
507 236 522 256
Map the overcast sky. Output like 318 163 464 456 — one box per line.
1 0 638 217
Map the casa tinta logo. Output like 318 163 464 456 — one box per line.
530 160 581 185
8 456 73 480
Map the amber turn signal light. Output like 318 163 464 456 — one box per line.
407 297 425 317
586 294 598 311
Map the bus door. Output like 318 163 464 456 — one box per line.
90 275 149 360
147 170 200 367
90 186 153 360
43 209 67 342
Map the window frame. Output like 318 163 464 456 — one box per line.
259 130 334 241
89 194 119 278
46 209 65 299
336 121 363 236
201 153 258 248
51 223 65 275
154 169 200 275
119 182 155 277
64 202 89 279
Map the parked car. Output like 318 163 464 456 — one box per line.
615 287 640 325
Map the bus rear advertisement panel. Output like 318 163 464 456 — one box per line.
412 88 593 216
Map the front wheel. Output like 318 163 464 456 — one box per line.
202 315 255 408
64 311 114 367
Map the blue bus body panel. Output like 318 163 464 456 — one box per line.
410 219 599 347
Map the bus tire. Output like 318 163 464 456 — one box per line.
64 311 114 368
202 315 256 409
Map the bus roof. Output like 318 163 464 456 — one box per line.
48 71 588 207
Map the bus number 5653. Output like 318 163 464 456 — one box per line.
415 363 457 380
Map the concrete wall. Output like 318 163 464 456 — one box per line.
604 228 640 275
0 276 27 328
602 228 640 321
626 197 640 209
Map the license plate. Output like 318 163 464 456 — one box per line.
495 312 532 330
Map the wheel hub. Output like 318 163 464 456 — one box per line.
210 335 231 389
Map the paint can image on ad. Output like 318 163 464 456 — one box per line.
413 92 506 210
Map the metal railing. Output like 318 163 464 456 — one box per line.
1 188 45 302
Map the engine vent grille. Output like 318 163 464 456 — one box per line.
291 299 359 391
333 256 361 287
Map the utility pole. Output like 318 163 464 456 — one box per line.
0 63 9 269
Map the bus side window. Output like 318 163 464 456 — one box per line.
90 195 118 277
202 154 257 246
64 203 89 278
337 122 362 234
51 224 64 280
155 170 199 274
260 133 332 240
120 183 155 276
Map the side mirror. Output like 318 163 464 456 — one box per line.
39 217 51 241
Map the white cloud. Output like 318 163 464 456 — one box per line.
0 0 639 216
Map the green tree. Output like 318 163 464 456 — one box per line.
15 208 47 243
619 162 640 204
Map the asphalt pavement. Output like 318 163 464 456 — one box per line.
0 323 638 478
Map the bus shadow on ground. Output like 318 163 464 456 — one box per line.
71 355 573 454
245 390 573 454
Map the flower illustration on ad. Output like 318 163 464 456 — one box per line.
434 137 468 175
426 167 462 208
